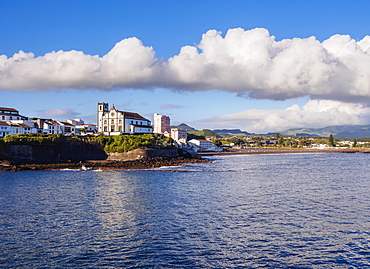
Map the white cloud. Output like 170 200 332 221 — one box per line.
1 28 370 103
159 104 185 110
191 100 370 133
37 108 80 119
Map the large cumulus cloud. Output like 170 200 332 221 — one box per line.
191 100 370 133
1 27 370 103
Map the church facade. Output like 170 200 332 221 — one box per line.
97 103 152 136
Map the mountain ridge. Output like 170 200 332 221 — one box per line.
281 124 370 139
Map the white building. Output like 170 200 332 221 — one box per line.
66 119 85 126
0 121 37 137
75 124 97 135
58 121 76 135
10 122 38 135
171 128 187 142
38 120 63 134
188 139 222 152
154 113 170 134
0 122 11 137
0 107 26 122
97 103 152 136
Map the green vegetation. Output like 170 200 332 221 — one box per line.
281 125 370 139
3 133 65 146
90 133 173 153
0 133 173 153
328 134 335 147
188 129 218 138
0 138 6 152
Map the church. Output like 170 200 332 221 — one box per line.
97 103 152 136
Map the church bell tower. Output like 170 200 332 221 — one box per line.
97 102 109 132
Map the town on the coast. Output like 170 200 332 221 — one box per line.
1 103 370 154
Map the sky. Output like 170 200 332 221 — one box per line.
1 0 370 133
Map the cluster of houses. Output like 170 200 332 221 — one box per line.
0 107 97 137
0 104 222 152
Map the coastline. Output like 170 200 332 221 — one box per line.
2 148 369 172
197 147 370 156
0 156 211 172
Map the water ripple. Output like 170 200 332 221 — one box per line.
1 154 370 268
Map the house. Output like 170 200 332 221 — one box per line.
58 121 76 135
8 120 38 135
66 119 85 126
97 103 152 136
75 124 96 135
0 122 11 137
34 119 62 134
0 107 26 122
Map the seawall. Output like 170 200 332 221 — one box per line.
107 148 179 161
2 143 179 164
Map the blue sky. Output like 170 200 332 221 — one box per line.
2 0 370 133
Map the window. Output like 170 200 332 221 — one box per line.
104 120 107 124
111 125 115 132
119 126 122 132
111 120 114 124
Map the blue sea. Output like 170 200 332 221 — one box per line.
1 153 370 268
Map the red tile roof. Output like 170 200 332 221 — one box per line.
0 107 18 112
14 123 31 128
124 111 148 120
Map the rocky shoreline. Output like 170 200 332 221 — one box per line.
0 156 212 172
2 148 369 172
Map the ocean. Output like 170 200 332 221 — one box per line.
1 153 370 268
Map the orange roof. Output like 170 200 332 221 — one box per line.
15 123 31 128
0 107 18 112
124 111 147 120
0 121 10 126
60 122 74 126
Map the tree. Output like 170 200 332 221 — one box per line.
213 139 222 147
328 134 335 147
353 139 357 147
278 136 285 147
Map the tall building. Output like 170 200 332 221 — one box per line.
97 103 152 135
153 113 170 134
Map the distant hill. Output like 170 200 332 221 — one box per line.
281 125 370 139
170 123 197 132
213 129 252 135
188 129 218 138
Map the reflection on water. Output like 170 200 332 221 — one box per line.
1 153 370 268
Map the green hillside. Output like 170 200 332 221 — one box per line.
281 125 370 139
170 123 197 132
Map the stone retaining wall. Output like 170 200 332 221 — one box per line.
108 148 178 161
5 141 107 163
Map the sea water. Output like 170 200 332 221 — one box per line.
1 153 370 268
